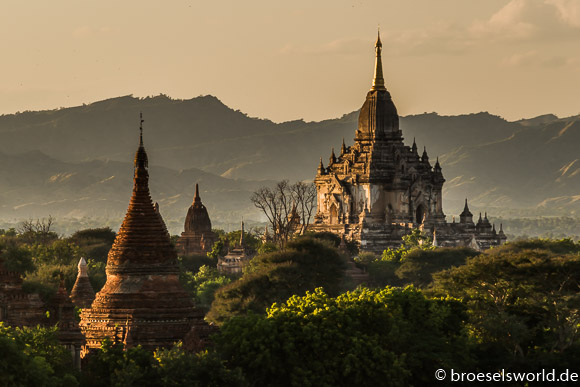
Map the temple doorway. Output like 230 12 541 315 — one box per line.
415 204 425 225
329 204 338 224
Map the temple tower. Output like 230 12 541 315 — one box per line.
176 184 217 256
80 116 206 354
311 32 446 253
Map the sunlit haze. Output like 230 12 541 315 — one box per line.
2 0 579 122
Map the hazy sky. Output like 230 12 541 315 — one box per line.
1 0 579 122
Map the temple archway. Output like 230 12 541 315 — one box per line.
415 204 425 225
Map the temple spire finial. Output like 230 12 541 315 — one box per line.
139 112 144 146
239 218 245 247
194 183 200 203
134 113 149 174
370 29 387 92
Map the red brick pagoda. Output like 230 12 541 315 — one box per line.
79 116 208 354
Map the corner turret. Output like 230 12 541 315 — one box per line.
459 199 473 224
317 157 326 175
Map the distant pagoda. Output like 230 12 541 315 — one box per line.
218 220 251 274
176 184 217 256
70 257 95 309
79 116 208 354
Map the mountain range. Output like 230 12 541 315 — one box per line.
0 94 578 235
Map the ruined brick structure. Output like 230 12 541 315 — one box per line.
0 261 46 327
176 184 217 257
311 34 506 254
0 262 84 368
48 276 85 369
80 119 211 354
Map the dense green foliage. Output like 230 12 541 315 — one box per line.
207 236 346 324
353 228 480 289
18 228 115 298
179 265 232 310
0 323 78 387
217 287 470 387
369 247 479 288
430 238 580 373
207 228 262 259
81 340 246 387
0 243 35 273
3 217 580 387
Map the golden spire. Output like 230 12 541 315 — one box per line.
370 30 387 92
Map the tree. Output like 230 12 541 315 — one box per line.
430 239 580 371
381 228 433 262
17 216 58 244
154 345 246 387
290 181 316 235
215 287 471 387
207 229 261 259
0 243 35 273
179 265 232 310
69 227 116 264
0 323 79 387
367 247 478 288
80 340 158 387
81 340 247 387
207 236 346 325
250 180 316 246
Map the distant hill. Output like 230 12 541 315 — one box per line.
0 148 272 234
0 94 578 234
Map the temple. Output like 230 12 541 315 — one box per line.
310 33 506 253
218 220 250 274
79 117 210 354
176 184 217 256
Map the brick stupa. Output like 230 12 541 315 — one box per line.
70 257 95 308
176 184 217 256
80 118 206 354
